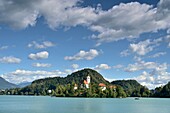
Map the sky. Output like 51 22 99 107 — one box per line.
0 0 170 89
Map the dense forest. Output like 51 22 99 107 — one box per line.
152 82 170 98
0 68 170 98
111 80 151 97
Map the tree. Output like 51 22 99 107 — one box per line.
116 86 126 98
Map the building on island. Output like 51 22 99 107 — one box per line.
48 90 52 94
73 76 91 89
87 75 90 84
84 80 89 88
74 84 78 90
84 76 90 88
109 85 117 92
99 83 106 91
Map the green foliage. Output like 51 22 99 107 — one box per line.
152 86 163 97
0 69 114 98
111 80 150 97
153 82 170 97
116 86 127 98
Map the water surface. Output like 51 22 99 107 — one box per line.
0 96 169 113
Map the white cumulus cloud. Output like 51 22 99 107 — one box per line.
125 60 158 72
0 0 96 29
0 46 8 50
28 51 49 60
0 69 70 84
129 38 162 56
71 64 79 69
0 0 170 44
113 64 124 69
165 35 170 48
28 41 55 49
64 49 99 60
0 56 21 64
32 63 51 68
134 63 170 89
120 38 163 57
124 58 170 89
120 49 130 57
149 52 166 58
134 71 156 89
95 64 111 71
90 0 170 43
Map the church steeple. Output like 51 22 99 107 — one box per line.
87 76 90 84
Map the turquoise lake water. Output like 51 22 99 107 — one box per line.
0 95 169 113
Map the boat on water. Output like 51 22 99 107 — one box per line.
135 97 140 100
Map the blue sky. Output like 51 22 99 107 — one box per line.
0 0 170 89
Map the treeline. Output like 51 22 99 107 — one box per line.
1 81 170 98
111 80 151 97
1 83 127 98
0 81 151 98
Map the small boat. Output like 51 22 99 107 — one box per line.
135 97 140 100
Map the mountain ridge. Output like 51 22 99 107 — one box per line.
0 77 17 89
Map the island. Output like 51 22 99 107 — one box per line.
0 68 170 98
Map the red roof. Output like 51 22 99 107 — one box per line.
99 83 106 87
84 80 88 84
109 85 117 89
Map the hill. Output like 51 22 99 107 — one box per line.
3 69 124 97
111 80 150 97
153 82 170 97
31 68 109 88
3 69 153 98
0 77 17 89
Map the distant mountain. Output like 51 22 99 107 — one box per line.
0 77 17 89
111 80 150 97
17 82 32 88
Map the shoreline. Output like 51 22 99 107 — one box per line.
0 95 170 99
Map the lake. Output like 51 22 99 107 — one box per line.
0 95 169 113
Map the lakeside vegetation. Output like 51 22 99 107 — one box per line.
0 69 170 98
